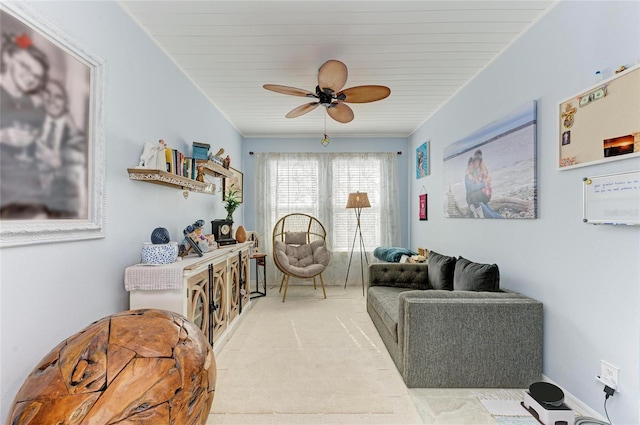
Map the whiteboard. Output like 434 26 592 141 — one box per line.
583 171 640 225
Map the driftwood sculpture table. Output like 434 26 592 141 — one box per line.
6 309 216 424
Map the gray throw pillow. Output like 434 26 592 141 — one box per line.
453 256 500 291
427 251 456 290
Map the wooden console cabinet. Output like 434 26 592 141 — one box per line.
126 242 251 353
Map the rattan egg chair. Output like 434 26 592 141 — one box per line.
272 213 330 302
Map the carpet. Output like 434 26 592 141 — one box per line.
210 285 396 414
493 416 540 425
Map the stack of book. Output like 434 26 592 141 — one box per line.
135 140 215 182
164 148 199 180
160 141 212 180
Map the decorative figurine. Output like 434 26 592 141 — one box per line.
137 139 167 169
182 220 216 255
615 65 627 74
6 309 216 423
196 165 205 182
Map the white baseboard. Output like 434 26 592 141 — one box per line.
542 374 606 421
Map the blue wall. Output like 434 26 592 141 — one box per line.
0 1 242 417
409 1 640 422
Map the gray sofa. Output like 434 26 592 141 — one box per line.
367 257 542 388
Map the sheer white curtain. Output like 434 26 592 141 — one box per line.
255 152 399 285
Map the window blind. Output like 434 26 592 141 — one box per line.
266 153 387 252
331 157 381 252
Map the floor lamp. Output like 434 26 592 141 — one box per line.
344 192 371 295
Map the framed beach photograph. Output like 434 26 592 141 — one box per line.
443 101 537 219
0 2 105 247
223 167 243 203
415 141 429 179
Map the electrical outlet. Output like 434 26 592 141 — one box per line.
600 360 619 389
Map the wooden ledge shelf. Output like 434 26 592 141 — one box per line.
127 168 214 194
197 160 233 178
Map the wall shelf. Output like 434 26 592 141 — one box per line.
127 168 214 194
197 160 233 179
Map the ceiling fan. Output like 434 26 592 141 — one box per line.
263 60 390 124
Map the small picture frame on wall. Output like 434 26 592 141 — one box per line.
416 141 430 179
419 194 428 220
223 167 243 203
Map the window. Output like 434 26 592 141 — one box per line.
255 151 399 282
262 153 395 252
269 158 318 219
331 157 381 252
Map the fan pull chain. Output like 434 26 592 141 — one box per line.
321 113 330 146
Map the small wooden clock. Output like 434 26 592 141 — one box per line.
211 219 237 246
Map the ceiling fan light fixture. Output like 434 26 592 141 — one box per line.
264 59 390 123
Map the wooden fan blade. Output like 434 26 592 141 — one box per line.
263 84 315 97
318 60 348 92
339 85 391 103
327 102 354 123
286 102 319 118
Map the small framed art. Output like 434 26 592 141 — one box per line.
223 167 243 203
185 235 203 257
416 141 429 179
419 194 428 220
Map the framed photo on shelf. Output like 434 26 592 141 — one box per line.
185 235 203 257
223 167 243 203
0 2 106 247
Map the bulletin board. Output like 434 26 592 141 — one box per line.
559 64 640 170
583 170 640 225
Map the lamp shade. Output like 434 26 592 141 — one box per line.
346 192 371 209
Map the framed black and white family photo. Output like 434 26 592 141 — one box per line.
0 2 105 247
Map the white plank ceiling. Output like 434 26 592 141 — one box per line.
119 1 556 138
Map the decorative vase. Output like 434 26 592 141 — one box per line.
151 227 170 244
226 209 235 221
141 242 178 265
235 225 247 243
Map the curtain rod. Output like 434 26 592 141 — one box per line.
248 151 402 155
